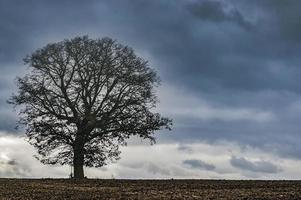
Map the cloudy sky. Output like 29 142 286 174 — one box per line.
1 0 301 179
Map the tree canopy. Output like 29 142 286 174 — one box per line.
9 36 172 178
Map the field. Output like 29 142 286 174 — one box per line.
1 179 301 199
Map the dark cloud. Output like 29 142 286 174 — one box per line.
1 0 301 162
183 159 215 171
0 112 18 132
230 156 281 174
0 0 99 64
188 0 253 30
7 160 17 165
0 158 31 177
0 159 17 166
177 145 193 153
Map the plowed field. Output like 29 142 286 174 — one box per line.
1 179 301 199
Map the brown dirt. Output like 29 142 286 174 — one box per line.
1 179 301 199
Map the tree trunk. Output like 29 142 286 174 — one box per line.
73 135 85 179
73 161 84 179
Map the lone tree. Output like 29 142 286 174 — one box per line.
9 36 172 179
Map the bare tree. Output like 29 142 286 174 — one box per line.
9 36 172 179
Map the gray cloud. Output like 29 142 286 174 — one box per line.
177 145 193 153
0 158 17 166
1 0 301 164
146 163 170 175
0 135 298 179
188 0 253 30
122 162 170 176
0 158 31 177
6 160 17 165
230 156 281 174
0 110 18 132
183 159 215 171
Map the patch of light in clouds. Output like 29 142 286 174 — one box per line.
157 85 275 122
1 132 301 180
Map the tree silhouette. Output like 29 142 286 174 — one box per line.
9 36 172 179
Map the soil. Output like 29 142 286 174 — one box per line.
1 179 301 199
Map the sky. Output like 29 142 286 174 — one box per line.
1 0 301 179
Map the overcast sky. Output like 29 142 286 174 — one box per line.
2 0 301 179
